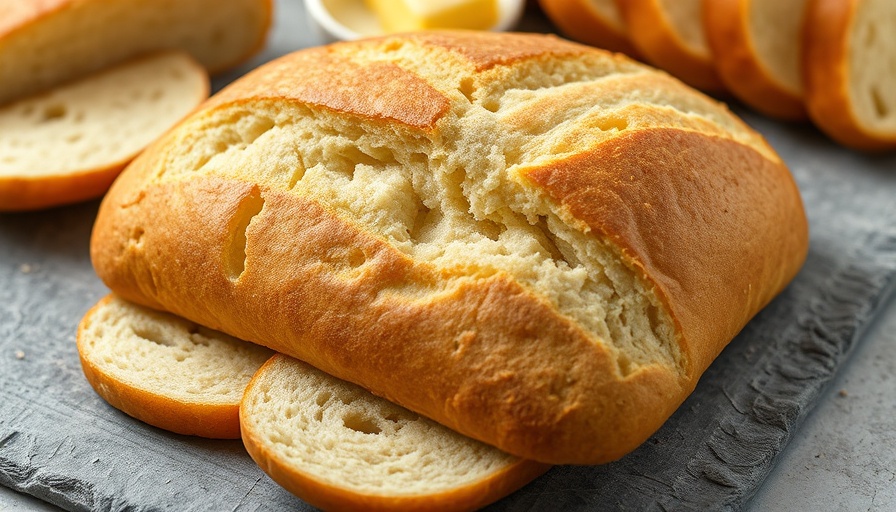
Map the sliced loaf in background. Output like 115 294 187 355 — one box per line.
0 0 271 106
618 0 724 93
77 294 273 439
0 51 208 211
704 0 810 120
804 0 896 151
538 0 641 56
241 354 551 512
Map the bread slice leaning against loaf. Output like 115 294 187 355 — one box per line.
91 31 809 465
538 0 641 57
77 294 273 439
241 354 550 512
0 51 208 211
804 0 896 151
0 0 270 105
617 0 724 93
704 0 810 120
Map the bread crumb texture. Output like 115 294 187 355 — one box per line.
79 295 272 404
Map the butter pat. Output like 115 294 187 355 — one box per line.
364 0 499 32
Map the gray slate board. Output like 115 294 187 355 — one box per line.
2 1 896 510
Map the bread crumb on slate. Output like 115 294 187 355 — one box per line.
19 263 33 273
838 389 848 397
14 350 25 359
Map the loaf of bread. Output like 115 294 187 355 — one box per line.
91 31 809 465
77 294 273 438
0 0 270 106
538 0 640 56
242 354 550 511
703 0 810 120
0 51 208 211
618 0 724 92
803 0 896 151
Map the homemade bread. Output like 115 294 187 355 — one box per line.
91 31 809 465
241 354 550 511
538 0 641 56
77 294 273 439
618 0 724 92
0 51 208 211
804 0 896 151
704 0 810 119
0 0 270 106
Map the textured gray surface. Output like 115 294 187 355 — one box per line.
2 1 896 511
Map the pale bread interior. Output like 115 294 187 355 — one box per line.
79 295 273 405
0 0 266 105
145 41 772 377
241 354 530 495
0 52 206 179
659 0 710 55
748 0 810 96
849 0 896 132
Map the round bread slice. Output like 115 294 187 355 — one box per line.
0 51 208 211
77 294 274 439
618 0 725 93
538 0 641 57
804 0 896 151
0 0 270 105
240 354 551 512
704 0 810 119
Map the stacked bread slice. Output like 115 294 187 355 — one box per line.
77 295 550 510
0 52 208 211
539 0 896 150
0 0 272 211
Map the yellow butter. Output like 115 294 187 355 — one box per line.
364 0 499 32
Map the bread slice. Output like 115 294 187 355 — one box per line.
0 0 270 105
804 0 896 151
618 0 724 92
538 0 641 57
0 51 208 212
91 31 809 465
704 0 810 119
77 294 273 439
241 354 550 512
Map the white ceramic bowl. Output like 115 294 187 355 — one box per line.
305 0 527 44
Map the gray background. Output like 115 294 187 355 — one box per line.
2 1 895 510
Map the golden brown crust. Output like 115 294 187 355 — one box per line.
240 356 552 512
803 0 896 151
77 296 243 439
0 162 124 212
90 32 808 464
703 0 807 120
538 0 643 57
524 129 809 376
618 0 725 93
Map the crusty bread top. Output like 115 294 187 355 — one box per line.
0 0 270 105
92 31 808 464
241 354 549 511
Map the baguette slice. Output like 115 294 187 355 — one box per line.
704 0 810 119
804 0 896 151
241 354 550 512
0 51 208 211
0 0 270 105
77 294 273 439
538 0 641 57
91 31 809 465
618 0 724 93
